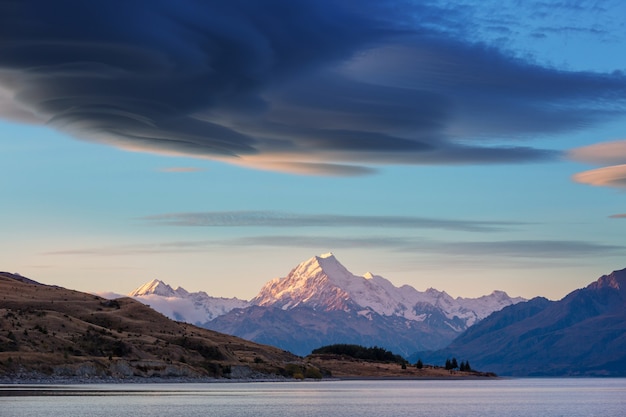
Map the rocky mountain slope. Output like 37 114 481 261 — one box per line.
413 268 626 376
204 253 524 356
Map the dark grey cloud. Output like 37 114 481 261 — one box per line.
2 0 626 174
140 211 524 233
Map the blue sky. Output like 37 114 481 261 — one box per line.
1 0 626 300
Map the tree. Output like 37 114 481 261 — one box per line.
445 358 452 370
415 359 423 369
451 357 458 370
459 360 472 372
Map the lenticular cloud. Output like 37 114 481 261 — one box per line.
1 0 626 175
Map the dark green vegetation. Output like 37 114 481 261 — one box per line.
311 344 406 364
305 344 493 378
444 357 472 372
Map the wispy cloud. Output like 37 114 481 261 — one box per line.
1 1 625 175
609 213 626 219
435 240 624 258
44 241 215 257
44 236 623 260
227 236 623 259
139 211 525 233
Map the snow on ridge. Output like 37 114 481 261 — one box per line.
251 254 357 310
128 279 178 297
251 253 526 327
128 279 249 325
127 253 526 331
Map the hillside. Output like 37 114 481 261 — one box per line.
0 272 305 380
413 268 626 376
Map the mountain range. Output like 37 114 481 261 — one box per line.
4 254 625 377
0 271 490 380
127 279 248 323
412 268 626 376
129 253 525 356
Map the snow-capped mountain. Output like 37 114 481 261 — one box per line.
129 279 249 325
251 253 524 329
206 253 525 355
128 253 525 356
129 279 183 298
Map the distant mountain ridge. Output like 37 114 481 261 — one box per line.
129 279 183 298
129 253 525 356
250 253 523 327
129 279 248 324
413 268 626 376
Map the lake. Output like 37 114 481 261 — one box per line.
1 378 625 416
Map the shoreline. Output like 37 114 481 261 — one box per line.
0 373 499 385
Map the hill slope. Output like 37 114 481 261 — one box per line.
0 272 304 380
413 268 626 376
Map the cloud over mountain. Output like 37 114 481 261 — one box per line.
2 0 626 175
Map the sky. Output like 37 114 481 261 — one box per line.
2 0 626 301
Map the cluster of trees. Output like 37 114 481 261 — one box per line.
311 344 406 364
445 357 472 371
312 344 475 373
413 357 472 371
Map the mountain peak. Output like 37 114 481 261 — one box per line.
129 279 178 297
291 253 353 285
587 268 626 294
251 253 357 310
250 253 524 324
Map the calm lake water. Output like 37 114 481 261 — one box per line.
1 378 625 417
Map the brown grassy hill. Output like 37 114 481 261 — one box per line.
0 272 306 380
